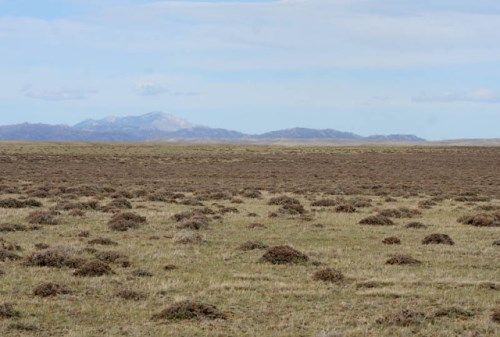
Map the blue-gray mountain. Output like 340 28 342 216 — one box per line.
0 112 425 142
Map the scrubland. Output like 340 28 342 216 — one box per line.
0 143 498 336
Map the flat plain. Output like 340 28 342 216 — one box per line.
0 143 499 337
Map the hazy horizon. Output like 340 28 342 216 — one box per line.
1 0 500 140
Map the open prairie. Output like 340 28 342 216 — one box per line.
0 143 499 337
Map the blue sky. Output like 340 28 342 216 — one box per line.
0 0 499 140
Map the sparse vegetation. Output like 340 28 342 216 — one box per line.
0 143 497 336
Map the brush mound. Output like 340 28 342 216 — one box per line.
175 216 209 230
174 230 204 244
376 309 426 326
33 282 71 297
260 245 309 264
238 240 268 251
359 215 394 226
73 260 113 277
108 212 146 231
382 236 401 245
492 307 500 323
335 204 356 213
0 249 21 261
405 221 427 229
0 303 21 319
24 247 85 268
268 195 301 206
152 301 226 321
0 198 42 209
115 289 146 301
378 207 421 218
311 199 338 207
422 233 454 245
26 211 59 225
386 254 421 265
0 223 28 232
312 268 344 283
88 237 118 246
458 213 499 227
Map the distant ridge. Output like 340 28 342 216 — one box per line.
0 112 426 143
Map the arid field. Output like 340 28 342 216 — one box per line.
0 143 499 337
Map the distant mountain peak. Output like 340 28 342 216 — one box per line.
74 111 193 133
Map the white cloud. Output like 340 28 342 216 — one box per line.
21 85 98 101
413 88 500 103
136 81 168 96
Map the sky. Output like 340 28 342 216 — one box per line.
0 0 499 140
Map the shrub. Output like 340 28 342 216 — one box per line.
24 247 85 268
0 198 42 208
174 230 204 244
382 236 401 245
152 301 225 321
335 204 356 213
260 245 309 264
378 207 421 218
116 289 146 301
0 303 21 319
422 233 454 245
88 237 118 246
359 215 394 226
405 222 427 229
376 309 426 326
238 240 268 251
73 260 113 277
312 268 344 283
268 195 300 206
0 249 21 261
33 282 71 297
0 223 27 232
108 212 146 231
311 199 338 207
386 254 421 265
26 211 59 225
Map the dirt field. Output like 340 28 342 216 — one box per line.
0 143 499 336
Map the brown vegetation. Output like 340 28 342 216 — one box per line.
422 233 454 245
33 282 71 297
152 301 226 321
359 215 395 226
386 254 421 265
312 268 344 283
260 245 309 264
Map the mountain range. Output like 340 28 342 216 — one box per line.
0 112 425 142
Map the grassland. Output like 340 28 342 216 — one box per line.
0 143 499 336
